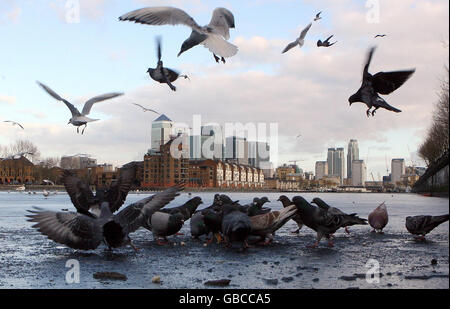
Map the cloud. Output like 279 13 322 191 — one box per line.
0 95 16 105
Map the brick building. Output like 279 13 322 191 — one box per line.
0 156 35 184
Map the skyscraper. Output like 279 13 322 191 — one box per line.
327 148 335 176
225 136 249 166
315 161 328 180
334 148 346 183
347 139 359 179
352 160 366 186
391 159 405 186
151 114 173 151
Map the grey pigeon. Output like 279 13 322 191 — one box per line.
406 214 449 241
292 196 343 248
221 204 252 250
26 185 182 251
282 22 312 54
119 7 238 64
368 202 389 233
147 36 190 92
349 47 415 117
160 196 203 221
317 35 337 47
37 81 123 134
311 198 367 234
278 195 303 233
148 211 185 245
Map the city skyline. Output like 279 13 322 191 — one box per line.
1 0 447 178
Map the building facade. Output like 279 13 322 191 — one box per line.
315 161 328 180
347 139 359 179
151 114 173 152
352 160 367 187
0 156 35 184
391 159 406 187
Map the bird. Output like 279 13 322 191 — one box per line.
132 103 160 115
147 211 186 245
3 120 24 130
221 204 252 251
317 35 337 47
311 198 367 234
202 208 224 245
36 81 124 134
374 34 387 38
296 134 302 139
368 202 389 233
119 7 238 64
282 22 312 54
348 47 415 117
146 36 190 92
278 195 303 234
292 196 344 248
314 11 322 21
27 185 183 251
250 205 298 245
160 196 203 221
405 214 449 241
246 197 271 217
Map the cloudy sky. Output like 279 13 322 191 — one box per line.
0 0 448 178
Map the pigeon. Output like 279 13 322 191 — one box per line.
147 36 190 92
405 214 449 241
278 195 303 233
311 198 367 234
202 208 224 245
368 202 389 233
147 211 186 245
133 103 160 115
160 196 203 221
292 196 344 248
314 11 322 21
250 205 298 245
221 204 252 250
374 34 387 38
26 185 182 251
37 81 123 134
282 22 312 54
119 7 238 64
317 35 337 47
3 120 24 130
348 47 415 117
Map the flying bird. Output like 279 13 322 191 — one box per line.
282 22 312 54
119 7 238 64
348 47 415 117
146 36 190 92
368 202 389 233
374 34 387 38
37 81 124 134
405 214 449 241
133 103 160 115
3 120 24 130
314 11 322 21
317 35 337 47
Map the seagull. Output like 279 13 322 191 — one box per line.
374 34 387 38
282 22 312 54
119 7 238 64
146 36 190 92
314 11 322 21
3 120 24 130
348 47 415 117
317 35 337 47
37 81 124 134
133 103 160 115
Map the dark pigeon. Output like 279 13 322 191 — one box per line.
160 196 203 221
221 204 252 251
406 214 449 241
349 46 415 117
317 35 337 47
278 195 303 233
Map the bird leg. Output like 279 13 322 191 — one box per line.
129 240 140 252
77 126 80 134
215 233 222 244
414 235 426 242
307 241 319 249
372 107 379 117
366 108 372 118
221 57 226 64
81 124 87 135
213 54 220 63
345 227 351 234
156 238 169 246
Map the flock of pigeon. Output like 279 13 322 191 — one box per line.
2 6 415 135
27 166 449 251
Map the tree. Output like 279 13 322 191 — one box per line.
9 140 41 163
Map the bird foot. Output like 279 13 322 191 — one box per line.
345 227 351 235
215 233 222 244
307 242 319 249
214 54 220 63
170 85 177 92
156 239 169 246
221 57 226 64
366 110 372 118
372 110 377 117
175 233 184 236
328 240 335 247
414 235 426 242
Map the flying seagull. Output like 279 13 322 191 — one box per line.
296 134 302 139
314 11 322 21
147 36 190 92
119 7 238 64
349 47 415 117
282 22 312 54
37 81 123 134
133 103 160 115
3 120 24 130
317 35 337 47
374 34 387 38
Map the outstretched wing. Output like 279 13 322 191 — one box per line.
82 92 124 116
27 208 102 250
60 170 96 216
202 33 238 58
104 167 137 213
299 22 312 40
363 46 376 77
119 6 202 32
37 81 80 117
372 70 415 95
282 41 298 54
114 196 154 235
209 7 235 39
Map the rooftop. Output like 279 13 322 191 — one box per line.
154 114 172 122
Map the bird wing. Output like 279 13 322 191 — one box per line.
105 166 136 213
208 7 235 40
363 46 376 77
37 81 80 117
82 92 124 116
372 70 415 95
282 40 298 53
133 103 146 111
325 35 334 42
299 22 312 40
60 170 96 216
202 33 238 58
316 11 322 18
140 184 184 219
114 196 154 234
16 122 25 130
118 6 202 32
27 207 103 250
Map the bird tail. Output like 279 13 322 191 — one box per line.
342 214 368 227
431 214 450 226
380 101 402 113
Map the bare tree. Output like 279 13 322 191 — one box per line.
9 140 41 163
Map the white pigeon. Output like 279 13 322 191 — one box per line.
37 81 123 135
282 22 312 54
119 6 238 64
